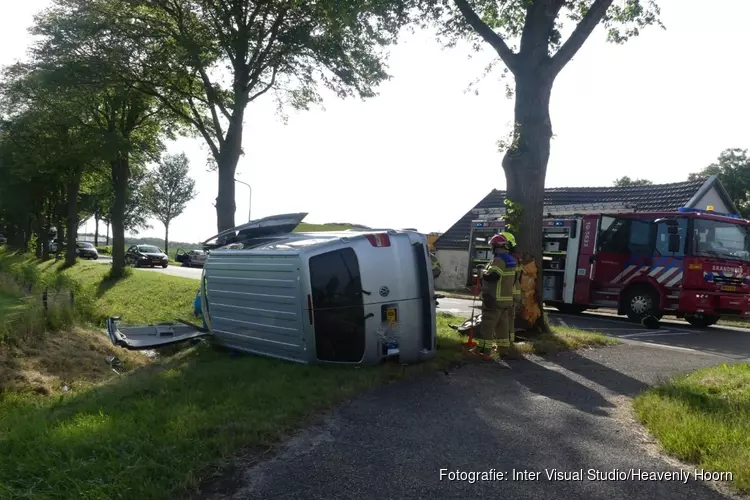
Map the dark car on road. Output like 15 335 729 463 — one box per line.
76 241 99 260
175 249 207 268
125 244 169 268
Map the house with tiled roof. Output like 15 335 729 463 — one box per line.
433 175 738 290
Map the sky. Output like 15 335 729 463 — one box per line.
2 0 749 244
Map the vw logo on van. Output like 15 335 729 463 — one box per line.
379 286 390 297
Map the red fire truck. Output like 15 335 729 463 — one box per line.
468 205 750 327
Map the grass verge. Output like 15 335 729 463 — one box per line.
0 251 615 500
0 250 196 326
633 363 750 492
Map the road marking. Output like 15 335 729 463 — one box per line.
557 318 569 327
617 338 734 358
619 330 692 339
572 327 657 331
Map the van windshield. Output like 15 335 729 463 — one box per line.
692 219 750 263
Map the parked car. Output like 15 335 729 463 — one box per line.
75 241 99 260
125 244 169 268
175 249 207 267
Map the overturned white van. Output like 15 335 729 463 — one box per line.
106 214 439 366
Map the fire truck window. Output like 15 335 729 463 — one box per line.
598 217 631 253
655 219 687 256
628 220 653 254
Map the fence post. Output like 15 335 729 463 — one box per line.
42 288 48 312
70 290 74 308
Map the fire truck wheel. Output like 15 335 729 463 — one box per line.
623 286 662 322
555 304 587 315
684 314 719 328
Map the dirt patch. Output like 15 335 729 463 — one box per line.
0 327 150 396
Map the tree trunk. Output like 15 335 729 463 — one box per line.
106 221 110 246
23 219 32 251
94 212 100 247
65 176 81 266
111 156 129 276
164 223 169 256
42 210 50 260
34 217 43 259
56 220 65 257
215 109 246 233
502 74 554 333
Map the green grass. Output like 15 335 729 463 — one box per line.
0 250 616 499
0 250 196 326
633 363 750 492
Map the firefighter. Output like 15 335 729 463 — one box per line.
502 231 521 344
478 233 516 368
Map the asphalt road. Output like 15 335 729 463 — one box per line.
202 343 740 500
94 255 204 280
440 298 750 361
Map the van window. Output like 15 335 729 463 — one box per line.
309 248 365 362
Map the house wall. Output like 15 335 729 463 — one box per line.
435 249 469 290
693 187 730 214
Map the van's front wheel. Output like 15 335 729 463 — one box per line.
624 286 662 322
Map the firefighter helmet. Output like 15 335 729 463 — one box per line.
500 231 516 248
489 234 510 248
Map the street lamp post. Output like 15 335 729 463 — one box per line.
234 178 252 222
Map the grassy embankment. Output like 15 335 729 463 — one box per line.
0 249 616 499
634 363 750 492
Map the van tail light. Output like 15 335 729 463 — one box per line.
307 294 314 325
365 233 391 247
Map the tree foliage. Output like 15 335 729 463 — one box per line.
142 152 197 254
112 0 413 232
689 148 750 218
613 176 653 187
25 0 176 275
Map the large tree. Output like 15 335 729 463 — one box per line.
142 152 197 254
689 148 750 218
114 0 412 232
429 0 663 331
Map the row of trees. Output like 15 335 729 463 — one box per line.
0 0 663 328
612 148 750 218
0 108 197 268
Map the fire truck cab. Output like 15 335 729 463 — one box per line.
468 205 750 327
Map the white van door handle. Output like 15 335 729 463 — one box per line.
364 313 375 320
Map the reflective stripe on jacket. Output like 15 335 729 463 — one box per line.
482 253 517 303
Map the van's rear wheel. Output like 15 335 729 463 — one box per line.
624 286 662 322
685 314 719 328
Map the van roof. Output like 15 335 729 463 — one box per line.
212 229 418 254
